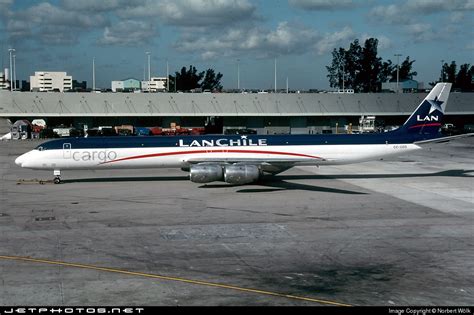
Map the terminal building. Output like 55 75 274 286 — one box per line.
141 77 168 92
0 69 11 90
0 91 472 135
112 77 168 92
382 79 424 93
29 71 73 92
111 78 141 92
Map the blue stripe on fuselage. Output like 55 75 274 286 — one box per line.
35 131 442 150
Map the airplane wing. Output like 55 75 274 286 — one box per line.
185 157 326 174
414 133 474 145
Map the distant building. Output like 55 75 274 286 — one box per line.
141 77 167 92
111 80 124 92
30 71 73 92
123 78 141 91
72 80 87 92
382 79 423 93
111 78 141 92
21 80 30 92
0 69 10 90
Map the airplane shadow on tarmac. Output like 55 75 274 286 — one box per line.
65 175 190 183
202 169 474 194
276 169 474 181
66 175 368 194
64 169 473 194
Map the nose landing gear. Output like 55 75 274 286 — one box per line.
53 170 62 184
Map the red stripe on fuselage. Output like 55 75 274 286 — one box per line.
100 149 323 165
408 123 442 129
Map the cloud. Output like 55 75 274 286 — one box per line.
289 0 354 10
369 0 473 43
5 2 107 44
369 4 413 24
118 0 258 27
449 11 466 23
370 0 474 24
0 0 12 14
22 2 106 28
315 26 356 55
174 22 322 59
98 20 158 46
61 0 130 12
173 22 360 59
361 34 392 50
265 22 321 54
403 23 436 43
406 0 474 13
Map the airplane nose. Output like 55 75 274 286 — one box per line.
15 154 25 167
15 152 30 167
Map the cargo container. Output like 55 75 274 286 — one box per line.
135 127 151 136
149 127 163 135
11 120 32 140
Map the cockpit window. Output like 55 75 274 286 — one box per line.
37 146 44 151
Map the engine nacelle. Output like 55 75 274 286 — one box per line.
189 164 223 183
224 165 260 185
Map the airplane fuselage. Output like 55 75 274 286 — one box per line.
16 133 422 171
14 83 456 185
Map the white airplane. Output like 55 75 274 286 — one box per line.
15 83 470 185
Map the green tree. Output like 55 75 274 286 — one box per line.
326 38 396 92
168 74 176 92
201 69 223 91
167 65 223 92
444 61 457 84
326 47 347 90
175 65 204 91
390 56 417 81
357 38 381 92
430 61 474 91
345 40 362 90
456 64 473 91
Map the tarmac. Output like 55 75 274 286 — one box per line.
0 138 473 306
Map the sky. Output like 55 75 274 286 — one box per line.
0 0 473 90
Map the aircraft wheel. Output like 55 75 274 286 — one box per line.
53 177 61 184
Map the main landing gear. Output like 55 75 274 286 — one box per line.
53 170 62 184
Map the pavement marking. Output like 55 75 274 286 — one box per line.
0 255 351 306
16 178 52 185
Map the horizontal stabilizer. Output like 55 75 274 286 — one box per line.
414 133 474 145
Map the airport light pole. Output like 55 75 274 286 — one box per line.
274 58 277 93
166 60 169 92
92 57 96 91
440 59 445 82
237 59 240 91
8 48 15 92
338 60 345 92
394 54 402 93
342 63 345 92
146 51 151 81
13 54 16 91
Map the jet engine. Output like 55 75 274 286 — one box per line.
224 165 260 185
189 164 223 183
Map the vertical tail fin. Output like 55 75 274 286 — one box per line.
399 83 452 135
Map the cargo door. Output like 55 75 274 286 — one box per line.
63 143 72 159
